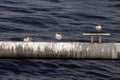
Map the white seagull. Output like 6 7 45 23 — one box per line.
23 36 32 42
55 32 62 40
95 24 102 32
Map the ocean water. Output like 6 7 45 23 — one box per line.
0 0 120 80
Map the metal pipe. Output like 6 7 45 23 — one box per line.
0 41 119 59
99 36 102 43
82 33 110 43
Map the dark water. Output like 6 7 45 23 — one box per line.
0 0 120 80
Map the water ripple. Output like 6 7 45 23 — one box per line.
0 0 120 79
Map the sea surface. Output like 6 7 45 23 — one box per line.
0 0 120 80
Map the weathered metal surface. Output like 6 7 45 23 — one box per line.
0 41 119 59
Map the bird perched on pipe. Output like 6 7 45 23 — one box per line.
23 36 32 42
95 24 102 32
55 32 62 40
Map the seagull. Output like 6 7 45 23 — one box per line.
23 36 32 42
95 24 102 32
55 32 62 40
